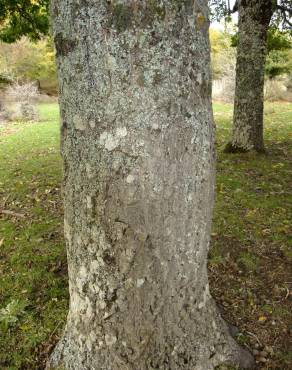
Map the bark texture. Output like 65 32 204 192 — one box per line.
48 1 254 369
226 0 275 153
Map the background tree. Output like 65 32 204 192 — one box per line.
226 1 291 153
210 0 292 153
210 27 292 103
48 1 254 369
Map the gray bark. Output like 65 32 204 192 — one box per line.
226 0 275 153
48 1 254 369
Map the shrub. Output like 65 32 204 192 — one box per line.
5 82 39 121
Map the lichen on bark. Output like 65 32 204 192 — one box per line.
48 0 254 369
109 3 133 32
108 1 193 32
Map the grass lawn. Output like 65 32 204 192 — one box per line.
0 102 291 369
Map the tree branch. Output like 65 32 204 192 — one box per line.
277 5 292 14
232 0 239 13
277 4 292 27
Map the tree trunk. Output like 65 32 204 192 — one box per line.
48 1 254 369
225 0 274 153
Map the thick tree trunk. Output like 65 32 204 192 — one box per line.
48 1 254 369
225 0 274 153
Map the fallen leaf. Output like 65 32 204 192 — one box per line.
258 316 267 323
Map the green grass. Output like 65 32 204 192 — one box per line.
210 101 292 369
0 103 68 369
0 101 292 369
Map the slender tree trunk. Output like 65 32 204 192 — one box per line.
225 0 275 153
48 1 254 369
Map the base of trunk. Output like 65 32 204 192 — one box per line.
224 142 265 154
47 301 254 370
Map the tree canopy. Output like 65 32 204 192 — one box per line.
265 29 292 78
0 0 49 42
209 0 292 28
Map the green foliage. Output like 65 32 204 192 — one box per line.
266 49 292 79
230 32 238 48
0 0 49 42
210 29 236 80
265 29 292 78
0 299 27 331
231 28 292 51
210 0 292 29
0 37 57 94
266 28 292 53
230 28 292 79
209 0 230 22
